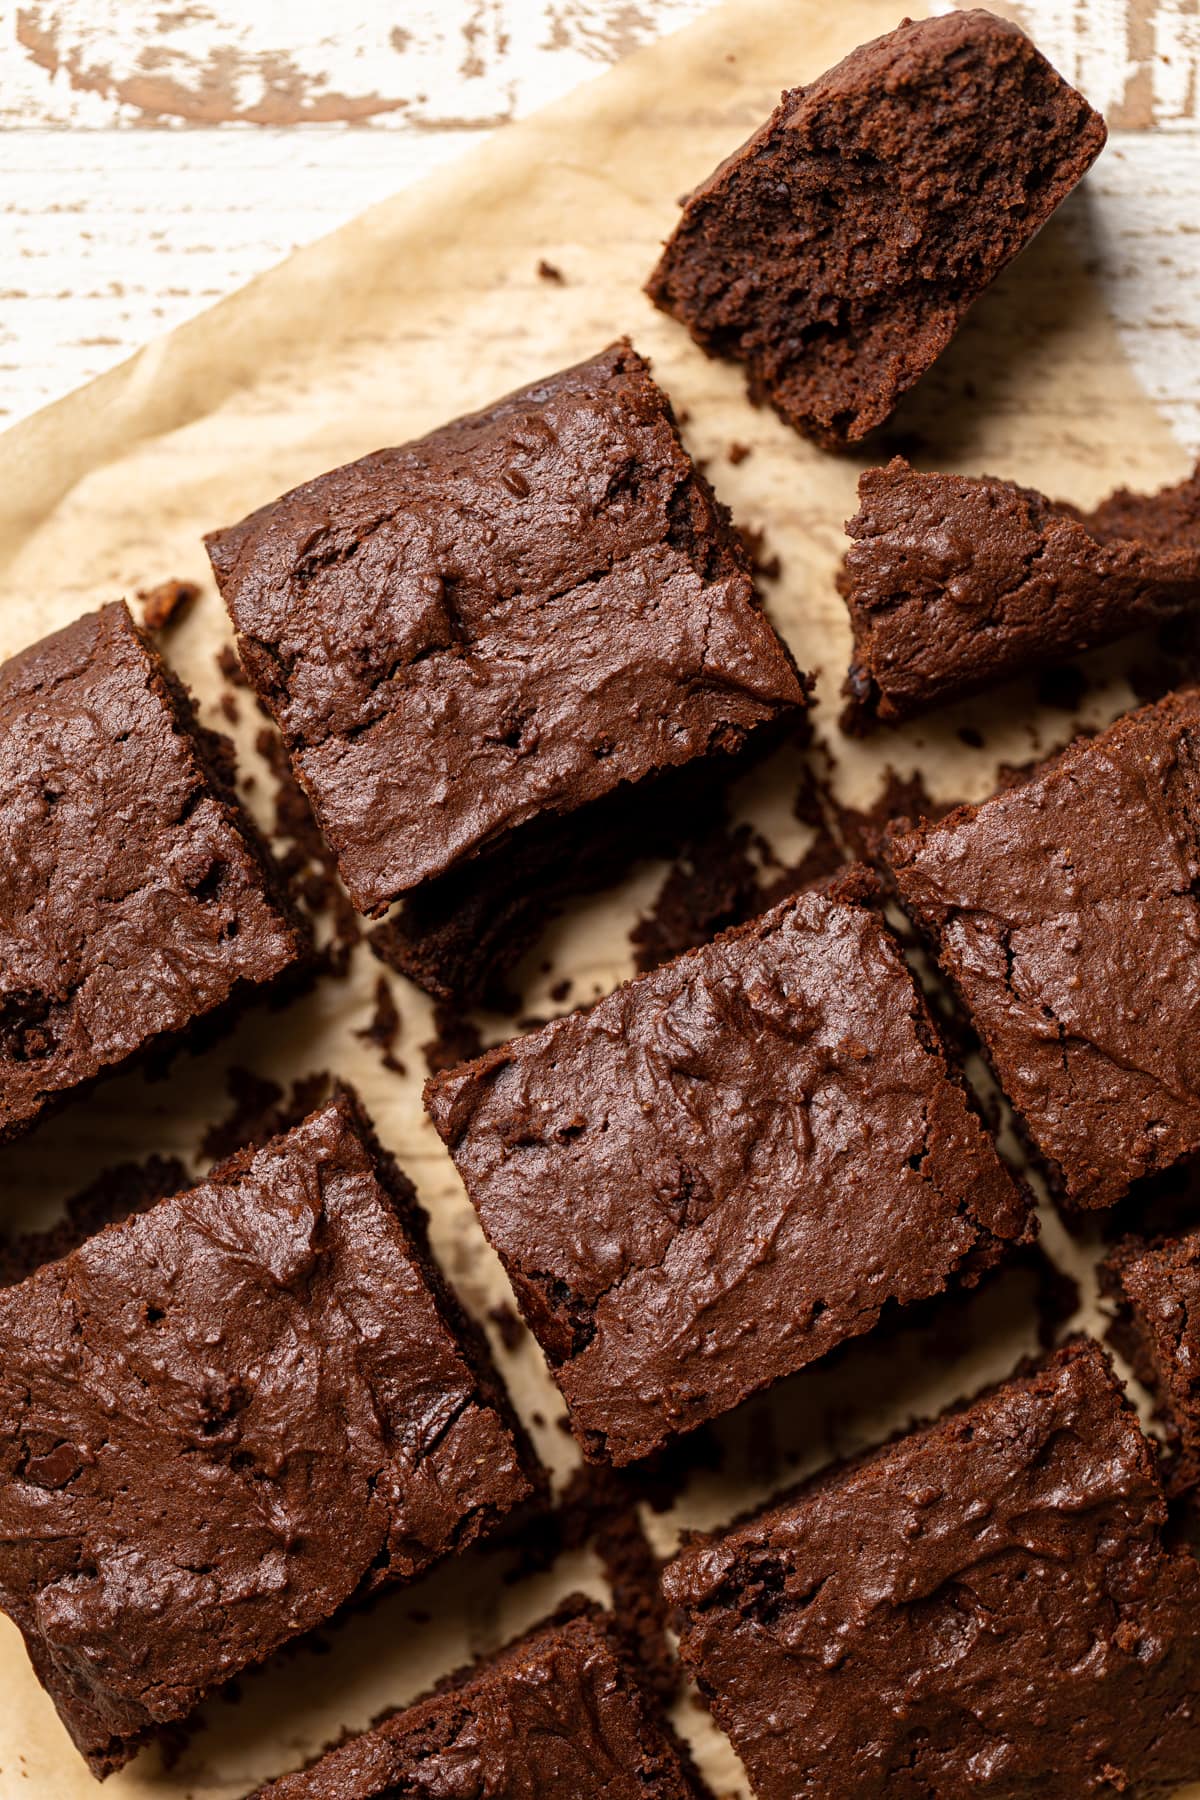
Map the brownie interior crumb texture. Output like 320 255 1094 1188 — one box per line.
840 456 1200 728
665 1338 1200 1800
1102 1231 1200 1497
426 875 1031 1466
247 1598 706 1799
886 689 1200 1209
645 11 1106 450
206 340 805 917
0 1089 542 1777
0 601 309 1145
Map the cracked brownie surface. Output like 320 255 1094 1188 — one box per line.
887 690 1200 1208
0 1090 541 1777
840 457 1200 728
645 11 1106 449
206 340 805 914
426 877 1031 1466
0 601 308 1144
664 1339 1200 1800
249 1598 707 1799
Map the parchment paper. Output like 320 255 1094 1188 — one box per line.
0 1 1196 1793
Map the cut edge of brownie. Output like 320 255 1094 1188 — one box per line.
1101 1231 1200 1498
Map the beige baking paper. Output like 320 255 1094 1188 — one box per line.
0 0 1196 1794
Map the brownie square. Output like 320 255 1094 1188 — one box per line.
0 1090 542 1777
1103 1232 1200 1496
646 11 1105 449
886 690 1200 1209
664 1339 1200 1800
205 339 805 916
0 601 308 1144
426 878 1031 1466
248 1598 706 1799
840 457 1200 729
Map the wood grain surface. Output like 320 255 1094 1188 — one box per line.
2 0 1199 440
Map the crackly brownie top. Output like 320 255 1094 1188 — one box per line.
664 1339 1200 1800
0 601 305 1141
206 340 804 913
841 458 1200 726
427 883 1029 1466
887 689 1200 1208
250 1601 704 1799
1103 1231 1200 1495
0 1093 535 1773
646 11 1105 448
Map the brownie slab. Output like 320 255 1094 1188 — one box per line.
664 1339 1200 1800
426 878 1031 1466
646 11 1105 449
0 601 308 1144
887 690 1200 1208
841 457 1200 728
206 340 805 916
248 1598 705 1799
0 1090 542 1777
1103 1232 1200 1497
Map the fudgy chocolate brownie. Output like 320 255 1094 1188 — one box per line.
426 876 1031 1466
0 1090 542 1777
645 12 1105 450
206 340 805 917
886 690 1200 1209
1103 1232 1200 1496
247 1598 706 1799
841 457 1200 728
0 601 308 1144
665 1338 1200 1800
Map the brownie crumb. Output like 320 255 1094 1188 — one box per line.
217 691 239 725
536 258 565 283
137 579 198 633
738 523 782 583
199 1066 333 1166
549 977 573 1005
215 644 250 689
727 441 752 465
0 1156 188 1286
255 727 361 975
1035 662 1089 713
422 1003 485 1078
958 726 985 748
487 1302 526 1352
354 975 406 1076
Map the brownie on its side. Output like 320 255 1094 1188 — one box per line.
0 1090 543 1778
0 601 308 1145
426 875 1031 1467
206 340 806 922
840 457 1200 728
645 11 1105 450
247 1598 707 1800
1103 1232 1200 1496
665 1339 1200 1800
886 690 1200 1209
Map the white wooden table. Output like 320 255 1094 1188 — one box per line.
2 0 1198 450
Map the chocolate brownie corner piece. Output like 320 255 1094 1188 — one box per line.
886 689 1200 1209
840 457 1200 729
664 1338 1200 1800
206 339 806 916
1102 1231 1200 1497
645 11 1105 450
426 877 1030 1467
247 1597 707 1799
0 1088 542 1777
0 600 308 1144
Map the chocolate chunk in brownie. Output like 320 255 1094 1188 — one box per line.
247 1597 706 1800
1103 1231 1200 1496
0 1089 543 1777
886 690 1200 1209
665 1338 1200 1800
426 877 1031 1466
645 12 1105 450
206 340 805 917
0 601 309 1144
840 456 1200 728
